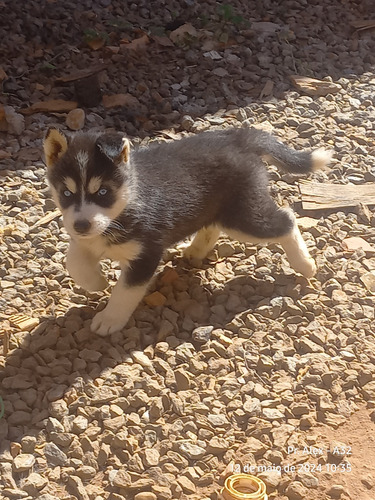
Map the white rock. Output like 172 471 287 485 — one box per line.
72 415 88 434
176 442 206 460
143 448 160 467
131 351 153 368
13 453 35 471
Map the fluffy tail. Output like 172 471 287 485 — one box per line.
247 127 332 174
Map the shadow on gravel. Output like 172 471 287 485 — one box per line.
0 0 375 149
1 248 315 427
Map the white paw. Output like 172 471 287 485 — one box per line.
184 244 207 260
295 258 317 278
91 308 129 337
73 274 109 291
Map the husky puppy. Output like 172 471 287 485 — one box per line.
44 127 331 336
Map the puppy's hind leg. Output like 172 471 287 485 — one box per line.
184 225 221 260
221 201 316 278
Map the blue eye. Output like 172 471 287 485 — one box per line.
63 190 72 197
97 188 107 196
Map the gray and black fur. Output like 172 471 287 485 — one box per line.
44 126 331 335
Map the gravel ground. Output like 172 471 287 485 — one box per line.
1 1 375 499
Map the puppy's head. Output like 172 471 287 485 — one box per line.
44 129 133 239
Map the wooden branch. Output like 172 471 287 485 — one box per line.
299 180 375 210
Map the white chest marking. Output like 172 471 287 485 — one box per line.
77 236 142 265
102 240 142 263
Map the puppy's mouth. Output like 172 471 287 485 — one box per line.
72 232 96 239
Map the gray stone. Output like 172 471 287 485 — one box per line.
79 349 102 362
192 326 213 343
46 417 65 433
243 398 261 416
362 381 375 400
176 476 196 494
44 442 68 466
207 414 229 427
72 415 88 434
8 410 31 425
262 407 285 420
285 481 308 500
67 475 89 500
176 442 206 460
134 493 157 500
328 484 346 498
22 472 48 494
174 368 191 391
258 469 282 488
142 448 160 467
21 436 37 453
296 470 319 488
206 436 229 454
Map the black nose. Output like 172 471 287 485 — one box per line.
74 219 91 233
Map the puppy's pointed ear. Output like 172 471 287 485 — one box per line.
96 133 130 165
44 128 68 168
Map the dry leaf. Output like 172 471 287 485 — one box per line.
105 45 120 54
102 93 140 109
290 75 341 97
351 19 375 31
169 23 198 43
86 37 106 51
55 64 108 83
21 100 78 115
30 208 61 229
259 80 274 99
151 35 174 47
121 34 149 51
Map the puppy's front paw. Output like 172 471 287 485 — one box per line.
73 274 109 292
91 308 129 336
183 244 207 261
84 275 109 292
296 258 317 279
